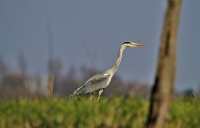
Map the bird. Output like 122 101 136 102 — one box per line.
72 41 144 100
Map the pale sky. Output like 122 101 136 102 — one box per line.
0 0 200 90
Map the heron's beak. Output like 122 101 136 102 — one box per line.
131 43 144 48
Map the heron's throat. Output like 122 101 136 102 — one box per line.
111 45 126 72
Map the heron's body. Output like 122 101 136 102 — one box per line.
73 72 112 95
72 41 143 98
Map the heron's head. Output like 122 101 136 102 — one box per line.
121 41 144 48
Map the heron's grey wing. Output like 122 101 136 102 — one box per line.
73 74 110 95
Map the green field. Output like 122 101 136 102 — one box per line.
0 97 200 128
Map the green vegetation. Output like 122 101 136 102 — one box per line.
0 97 199 128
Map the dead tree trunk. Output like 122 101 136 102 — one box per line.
146 0 182 128
47 19 55 97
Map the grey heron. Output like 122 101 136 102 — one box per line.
72 41 144 99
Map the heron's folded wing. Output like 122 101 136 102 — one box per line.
86 74 110 85
73 73 110 95
81 74 110 93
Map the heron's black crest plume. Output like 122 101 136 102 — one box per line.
122 41 130 44
121 41 134 45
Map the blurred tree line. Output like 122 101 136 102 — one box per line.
0 53 199 100
0 53 151 99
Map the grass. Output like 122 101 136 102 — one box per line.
0 97 199 128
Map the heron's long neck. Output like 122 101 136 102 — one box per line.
111 45 126 73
